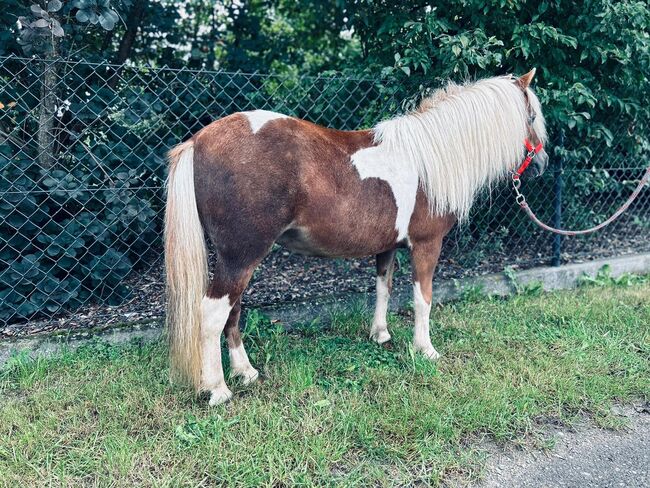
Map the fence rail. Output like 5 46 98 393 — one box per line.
1 55 648 327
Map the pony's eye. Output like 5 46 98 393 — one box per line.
528 114 536 124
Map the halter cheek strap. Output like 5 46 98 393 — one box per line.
514 139 544 177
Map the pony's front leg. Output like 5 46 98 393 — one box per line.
410 241 443 360
201 295 234 405
370 249 396 344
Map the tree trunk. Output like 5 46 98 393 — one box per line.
101 29 115 53
206 4 217 70
36 43 59 169
188 3 204 69
115 0 146 64
108 0 146 88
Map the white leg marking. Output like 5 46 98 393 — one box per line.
229 343 259 385
242 110 290 134
201 295 233 406
370 275 391 344
413 282 440 360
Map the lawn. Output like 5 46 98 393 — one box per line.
1 277 648 486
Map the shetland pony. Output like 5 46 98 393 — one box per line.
165 69 548 405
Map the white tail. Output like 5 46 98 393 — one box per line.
164 140 208 390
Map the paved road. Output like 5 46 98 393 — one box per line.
479 407 650 488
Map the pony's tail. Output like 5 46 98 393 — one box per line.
164 140 208 391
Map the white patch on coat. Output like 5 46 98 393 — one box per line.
351 144 418 242
201 295 233 405
370 275 391 344
412 281 440 360
243 110 290 134
229 343 259 385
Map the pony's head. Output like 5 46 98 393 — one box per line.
514 68 549 180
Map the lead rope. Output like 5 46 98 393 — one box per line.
512 166 650 236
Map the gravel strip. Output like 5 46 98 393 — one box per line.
477 405 650 488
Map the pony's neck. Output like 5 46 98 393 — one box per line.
373 77 531 220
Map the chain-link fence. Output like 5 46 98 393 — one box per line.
1 55 649 330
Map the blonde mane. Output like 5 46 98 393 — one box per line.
373 76 547 221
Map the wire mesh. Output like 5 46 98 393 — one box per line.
0 55 648 328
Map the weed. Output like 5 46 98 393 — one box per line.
504 266 544 296
459 283 486 302
395 248 410 275
578 264 648 288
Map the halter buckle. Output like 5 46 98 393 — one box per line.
515 139 543 176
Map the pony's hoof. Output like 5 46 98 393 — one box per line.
416 345 440 361
425 349 441 361
208 386 233 406
233 366 259 386
370 329 391 344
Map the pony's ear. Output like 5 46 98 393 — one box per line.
516 68 536 89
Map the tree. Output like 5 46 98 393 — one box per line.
347 1 650 144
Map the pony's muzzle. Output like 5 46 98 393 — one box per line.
523 149 549 179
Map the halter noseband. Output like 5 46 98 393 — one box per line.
513 139 544 178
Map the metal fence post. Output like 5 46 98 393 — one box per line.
552 130 565 266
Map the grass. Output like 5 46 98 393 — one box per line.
1 278 649 486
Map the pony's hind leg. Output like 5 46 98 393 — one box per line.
201 265 258 406
224 297 259 385
370 249 396 344
200 294 234 405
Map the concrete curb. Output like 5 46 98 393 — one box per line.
2 253 649 368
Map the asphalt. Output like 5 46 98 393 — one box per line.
478 406 650 488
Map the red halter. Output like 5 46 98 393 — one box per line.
513 139 544 177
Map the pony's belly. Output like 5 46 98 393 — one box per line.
276 228 329 257
285 175 411 258
277 222 400 259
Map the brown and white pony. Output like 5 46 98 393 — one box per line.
165 69 548 405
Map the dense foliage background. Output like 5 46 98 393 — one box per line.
1 0 648 322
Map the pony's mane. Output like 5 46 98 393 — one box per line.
373 76 547 221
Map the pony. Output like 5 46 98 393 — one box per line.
164 69 549 405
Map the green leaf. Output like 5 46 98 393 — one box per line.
52 23 64 37
47 0 62 12
75 10 89 23
31 19 49 28
99 15 116 30
30 4 46 16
